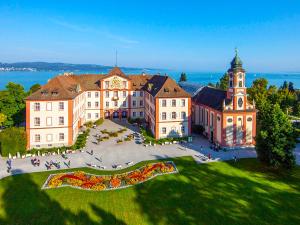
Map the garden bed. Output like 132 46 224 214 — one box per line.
42 161 177 191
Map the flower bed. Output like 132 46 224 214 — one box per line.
42 161 177 191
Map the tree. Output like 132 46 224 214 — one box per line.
179 73 187 82
288 82 294 92
0 82 27 126
219 72 229 90
281 81 288 90
28 83 41 95
0 127 27 156
255 103 296 169
0 113 6 126
247 78 269 114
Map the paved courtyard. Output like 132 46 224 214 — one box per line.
0 119 299 180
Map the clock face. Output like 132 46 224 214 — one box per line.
238 98 243 108
111 77 122 89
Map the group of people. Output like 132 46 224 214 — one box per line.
31 158 40 167
45 160 61 170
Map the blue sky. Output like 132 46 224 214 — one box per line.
0 0 300 72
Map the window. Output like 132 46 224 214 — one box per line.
46 102 52 111
46 134 53 142
122 101 126 107
46 117 52 126
35 134 40 142
238 98 243 107
162 112 167 120
95 92 99 98
105 81 109 88
59 102 64 110
34 103 40 111
181 112 186 119
95 113 99 118
114 91 118 97
87 92 91 98
95 102 99 107
114 101 118 107
140 91 143 97
172 100 176 107
239 81 243 87
34 117 40 126
59 117 64 125
123 81 127 88
162 127 166 134
162 100 167 107
140 100 143 106
88 113 91 119
123 91 127 97
133 100 136 107
106 101 109 107
140 111 143 117
181 126 185 133
133 112 136 117
181 99 185 107
133 91 136 97
172 112 176 119
105 91 110 98
59 133 64 141
87 102 91 108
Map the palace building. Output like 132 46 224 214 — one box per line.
192 51 257 147
25 67 191 149
25 52 256 150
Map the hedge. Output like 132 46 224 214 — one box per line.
0 127 26 157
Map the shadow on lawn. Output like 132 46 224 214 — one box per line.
0 173 126 225
134 158 300 225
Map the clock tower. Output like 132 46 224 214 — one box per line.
226 49 247 110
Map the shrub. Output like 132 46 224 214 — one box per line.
0 127 26 157
116 139 123 143
108 132 118 137
84 121 93 128
94 118 104 126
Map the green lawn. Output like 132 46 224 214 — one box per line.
0 157 299 225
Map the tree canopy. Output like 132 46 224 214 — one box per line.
218 72 229 90
0 82 35 127
179 73 187 82
0 127 27 156
255 103 296 169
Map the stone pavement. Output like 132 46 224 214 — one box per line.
2 119 298 180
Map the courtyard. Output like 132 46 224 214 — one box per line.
0 119 257 179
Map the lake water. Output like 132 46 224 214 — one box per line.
0 69 300 90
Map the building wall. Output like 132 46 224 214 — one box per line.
156 97 189 139
27 100 70 149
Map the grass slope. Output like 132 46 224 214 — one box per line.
0 157 299 225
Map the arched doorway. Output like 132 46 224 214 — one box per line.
113 111 119 119
122 111 127 118
105 111 110 119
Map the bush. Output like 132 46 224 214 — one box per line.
72 129 90 150
84 121 93 128
0 127 26 156
94 118 104 126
